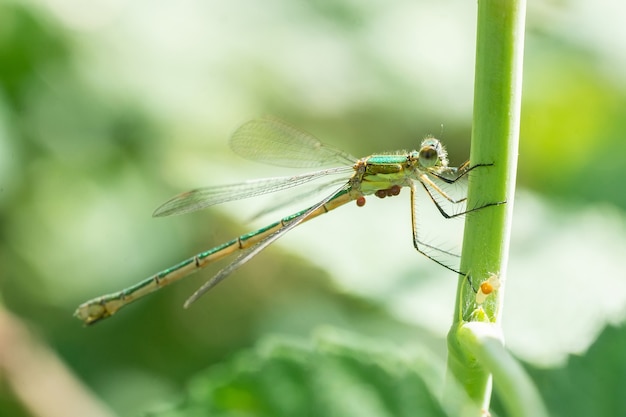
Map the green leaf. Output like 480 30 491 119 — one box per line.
151 328 478 417
520 322 626 417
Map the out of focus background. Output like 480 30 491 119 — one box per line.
1 0 626 416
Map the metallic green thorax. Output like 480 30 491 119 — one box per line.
358 154 415 195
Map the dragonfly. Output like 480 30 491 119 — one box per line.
75 116 492 325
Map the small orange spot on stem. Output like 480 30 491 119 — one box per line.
480 281 493 295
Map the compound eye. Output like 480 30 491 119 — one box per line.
419 146 439 167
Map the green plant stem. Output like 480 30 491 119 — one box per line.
445 0 526 408
458 323 550 417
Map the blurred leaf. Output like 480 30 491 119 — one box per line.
151 328 476 417
0 1 70 109
508 322 626 417
520 31 626 208
500 193 626 365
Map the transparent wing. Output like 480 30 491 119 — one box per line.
230 116 357 168
420 168 470 218
412 161 503 273
153 166 354 217
183 184 352 307
248 176 349 220
410 178 467 274
432 165 468 183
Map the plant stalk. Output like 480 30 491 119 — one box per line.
445 0 526 408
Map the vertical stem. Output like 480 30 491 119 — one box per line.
446 0 526 407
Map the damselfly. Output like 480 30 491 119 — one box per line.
75 117 492 325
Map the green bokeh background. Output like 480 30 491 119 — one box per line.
1 0 626 416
